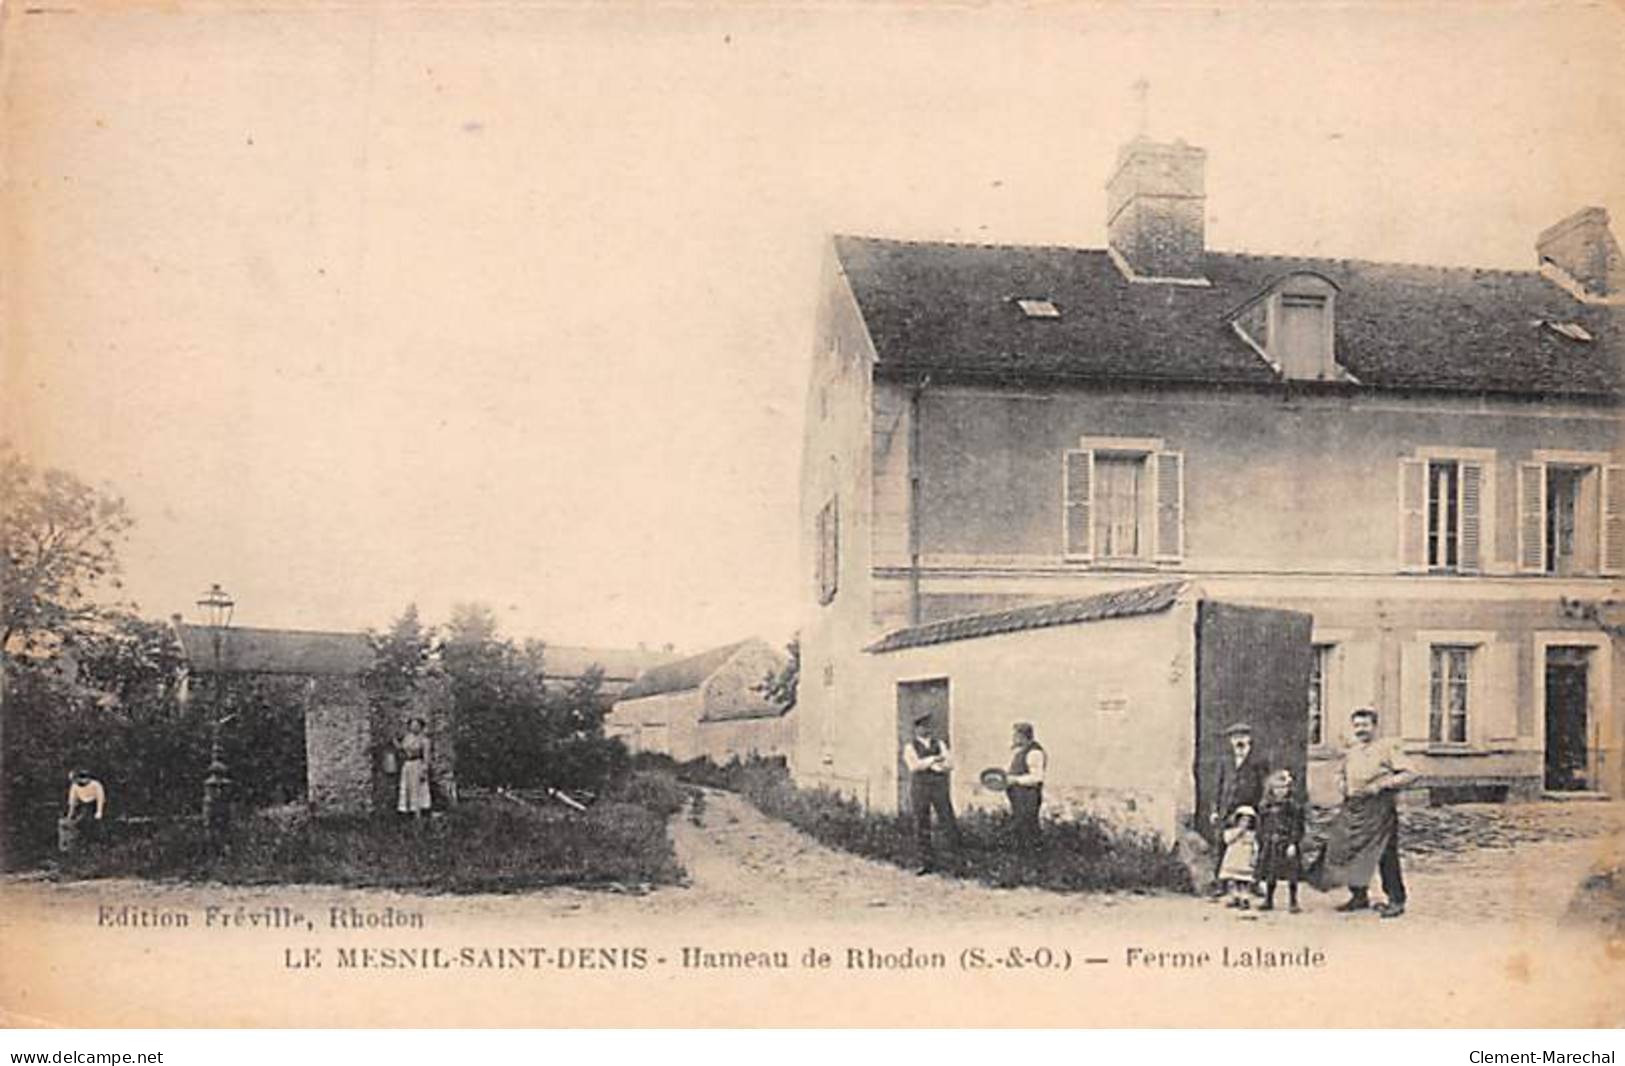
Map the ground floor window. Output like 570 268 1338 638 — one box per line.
1308 643 1332 746
1429 645 1472 744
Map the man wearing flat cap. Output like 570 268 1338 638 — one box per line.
1210 721 1268 889
902 712 960 874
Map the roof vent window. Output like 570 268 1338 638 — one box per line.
1540 320 1594 343
1015 298 1061 319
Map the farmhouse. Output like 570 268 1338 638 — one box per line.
172 620 454 815
795 132 1623 827
607 638 793 762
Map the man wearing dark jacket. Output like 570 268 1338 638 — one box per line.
1210 722 1268 890
1005 722 1046 850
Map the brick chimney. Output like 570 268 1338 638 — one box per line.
1537 206 1625 302
1105 137 1207 283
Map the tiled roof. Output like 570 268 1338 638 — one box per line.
175 623 373 676
834 236 1622 399
542 644 679 683
621 640 751 700
866 581 1188 654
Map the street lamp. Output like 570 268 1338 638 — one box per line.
197 583 235 838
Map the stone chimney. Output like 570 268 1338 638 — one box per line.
1537 206 1625 302
1105 137 1207 283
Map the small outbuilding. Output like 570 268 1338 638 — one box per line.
848 582 1311 842
607 638 793 762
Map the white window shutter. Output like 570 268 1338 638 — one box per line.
1399 642 1431 743
1517 463 1547 573
1602 465 1624 576
1064 449 1094 559
1338 642 1381 744
1153 450 1185 562
1474 642 1519 745
1397 459 1427 572
1458 461 1484 573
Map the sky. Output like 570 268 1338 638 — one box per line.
4 1 1623 652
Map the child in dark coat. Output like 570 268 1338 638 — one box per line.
1256 769 1305 913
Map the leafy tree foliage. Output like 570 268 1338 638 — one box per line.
1 446 135 655
439 606 624 793
757 635 799 709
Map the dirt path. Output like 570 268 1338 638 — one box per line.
3 792 1619 930
667 790 1623 928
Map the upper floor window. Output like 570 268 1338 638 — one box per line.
815 496 840 605
1064 438 1183 564
1519 453 1622 576
1399 450 1489 574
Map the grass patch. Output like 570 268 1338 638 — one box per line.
40 772 686 892
674 756 1190 894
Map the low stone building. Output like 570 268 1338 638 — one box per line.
173 621 454 816
607 638 794 763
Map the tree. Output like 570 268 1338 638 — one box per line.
363 604 437 709
1 446 134 655
757 635 799 710
439 607 624 792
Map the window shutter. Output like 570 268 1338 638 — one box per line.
1397 459 1427 572
830 497 841 598
1399 642 1430 743
1153 450 1185 562
1474 642 1519 745
1338 642 1381 746
1517 463 1547 573
1063 449 1093 559
1458 461 1484 573
1602 465 1624 576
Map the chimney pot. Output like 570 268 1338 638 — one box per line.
1537 206 1624 299
1106 137 1207 282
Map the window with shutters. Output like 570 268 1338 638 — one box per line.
1428 645 1473 745
815 496 839 605
1399 449 1490 574
1519 453 1623 576
1063 438 1183 565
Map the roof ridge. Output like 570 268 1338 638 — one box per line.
837 233 1546 278
176 620 367 640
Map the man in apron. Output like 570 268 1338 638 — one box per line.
1311 706 1419 918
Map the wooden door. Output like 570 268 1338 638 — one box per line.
1544 648 1590 791
896 679 950 812
1194 602 1313 838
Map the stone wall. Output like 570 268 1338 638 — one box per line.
304 676 372 816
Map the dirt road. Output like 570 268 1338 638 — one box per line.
3 793 1621 1027
4 791 1620 928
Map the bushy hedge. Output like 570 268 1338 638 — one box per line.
47 791 683 892
675 755 1191 894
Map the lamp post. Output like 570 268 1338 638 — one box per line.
197 583 235 838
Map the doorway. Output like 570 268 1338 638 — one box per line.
1544 647 1592 791
896 678 950 812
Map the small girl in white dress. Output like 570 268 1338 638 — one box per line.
1218 805 1259 909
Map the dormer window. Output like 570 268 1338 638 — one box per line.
1230 271 1342 382
1277 292 1330 379
1015 298 1061 319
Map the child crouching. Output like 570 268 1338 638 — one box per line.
1218 805 1259 909
1256 769 1305 913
